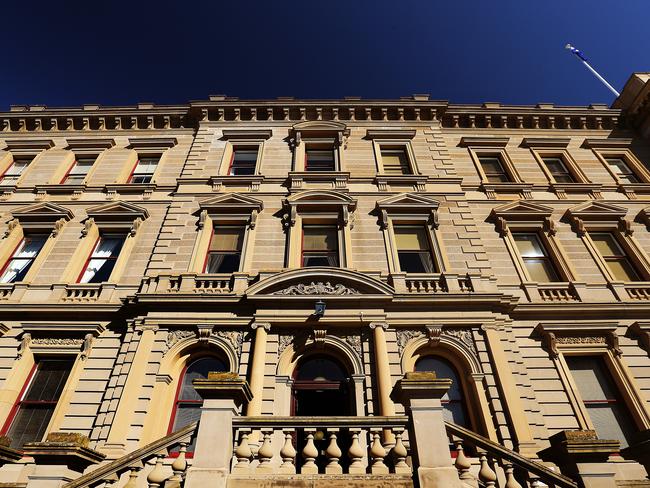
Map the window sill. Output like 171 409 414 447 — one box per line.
105 183 157 194
287 171 350 191
616 183 650 198
549 182 602 199
480 182 533 199
35 184 86 196
210 175 264 192
374 174 427 192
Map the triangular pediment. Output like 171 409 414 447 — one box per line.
11 202 74 223
199 193 264 212
565 201 627 221
86 201 149 221
376 193 440 210
246 267 394 299
491 201 554 221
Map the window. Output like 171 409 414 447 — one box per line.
605 157 640 184
128 157 159 184
543 157 575 183
78 234 126 283
590 232 640 281
380 146 412 175
62 157 95 184
0 234 48 283
0 157 31 185
204 225 245 273
305 145 335 172
302 225 339 267
170 357 228 451
512 232 561 282
3 358 74 448
229 147 258 176
415 356 470 428
479 155 511 183
394 225 436 273
565 356 636 448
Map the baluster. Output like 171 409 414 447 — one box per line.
478 453 497 488
392 428 410 474
528 475 543 488
279 429 297 474
454 439 472 481
147 453 168 488
348 429 365 474
256 429 274 473
170 442 188 481
233 430 252 473
123 466 142 488
504 463 523 488
301 429 319 474
325 428 342 474
370 430 389 474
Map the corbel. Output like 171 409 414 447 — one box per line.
18 119 26 132
283 206 297 228
425 325 442 347
34 119 42 131
201 109 208 121
495 216 509 237
2 120 11 132
130 217 143 237
65 118 73 131
5 219 19 238
114 116 122 130
342 207 349 227
618 218 633 236
313 329 327 349
163 116 170 129
196 324 214 343
542 331 559 359
629 322 650 353
82 117 90 131
251 108 257 121
17 332 31 359
52 218 66 237
606 331 622 357
543 217 557 236
249 209 259 229
569 216 586 237
130 116 138 129
80 333 94 360
428 209 439 229
146 116 154 129
98 117 106 130
81 218 95 237
378 209 389 230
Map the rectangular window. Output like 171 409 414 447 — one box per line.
381 146 412 175
512 232 561 282
590 232 641 281
565 356 636 448
605 157 639 184
62 157 95 184
128 157 159 184
4 358 74 448
0 234 48 283
204 225 245 273
543 157 575 183
302 225 339 267
478 156 511 183
79 234 126 283
229 147 258 176
394 225 436 273
305 146 336 172
0 158 31 185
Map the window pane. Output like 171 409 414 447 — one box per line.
180 358 228 400
590 233 623 257
303 226 338 251
134 158 159 174
544 158 575 182
606 158 639 183
80 235 125 283
303 253 339 267
306 149 335 171
210 227 244 251
205 253 241 273
93 236 125 258
394 226 430 251
525 258 560 282
397 251 435 273
231 148 258 176
585 404 634 448
296 357 347 382
381 148 411 175
479 156 510 182
607 259 640 281
0 235 47 283
25 360 74 401
513 234 546 258
7 405 55 448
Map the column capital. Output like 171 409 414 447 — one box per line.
251 321 271 332
369 322 388 330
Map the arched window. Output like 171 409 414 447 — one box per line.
292 355 353 416
169 356 228 439
415 355 471 428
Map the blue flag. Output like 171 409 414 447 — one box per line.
568 45 588 62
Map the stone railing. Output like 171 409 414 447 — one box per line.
624 284 650 300
231 416 411 477
446 421 577 488
138 273 251 295
537 284 579 302
62 422 195 488
392 273 479 294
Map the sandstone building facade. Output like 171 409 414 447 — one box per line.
0 74 649 487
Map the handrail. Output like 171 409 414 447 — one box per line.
63 422 197 488
234 415 409 429
445 421 577 488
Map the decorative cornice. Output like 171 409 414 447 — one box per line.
521 137 571 148
582 138 633 148
366 129 416 139
459 136 509 147
221 129 272 140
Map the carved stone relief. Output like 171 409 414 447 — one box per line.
396 327 477 356
163 329 244 356
271 282 359 296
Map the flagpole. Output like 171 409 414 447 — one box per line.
565 44 620 97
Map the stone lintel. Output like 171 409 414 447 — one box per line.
192 372 253 405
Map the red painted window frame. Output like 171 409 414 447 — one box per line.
0 362 38 435
300 224 339 268
76 236 101 283
0 238 26 280
201 227 216 273
0 158 29 185
126 158 142 184
59 160 78 184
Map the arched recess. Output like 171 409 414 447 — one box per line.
401 334 498 442
140 335 237 445
274 334 365 416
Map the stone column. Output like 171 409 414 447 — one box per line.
103 324 157 457
391 372 462 488
370 322 395 417
482 324 537 457
184 372 253 488
245 322 270 417
22 433 105 488
540 430 619 488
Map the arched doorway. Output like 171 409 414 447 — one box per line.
414 355 471 429
292 355 354 416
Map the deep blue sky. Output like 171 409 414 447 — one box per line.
2 1 648 109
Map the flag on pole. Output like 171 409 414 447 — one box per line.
565 44 588 62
